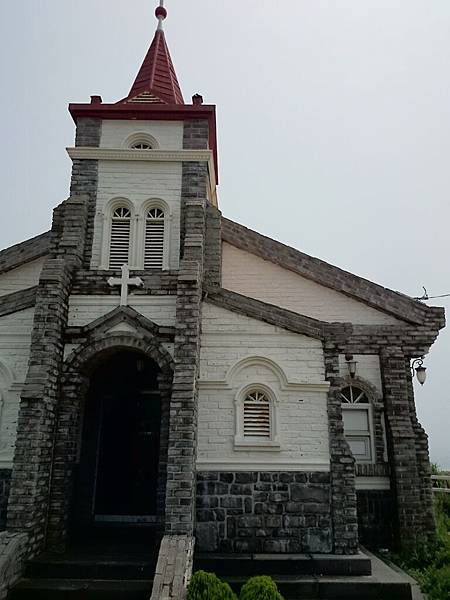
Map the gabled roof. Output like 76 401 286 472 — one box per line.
119 6 184 106
221 217 445 328
0 231 51 275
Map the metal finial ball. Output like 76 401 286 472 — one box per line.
155 6 167 20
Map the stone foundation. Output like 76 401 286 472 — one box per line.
357 490 395 550
196 471 332 554
0 472 10 532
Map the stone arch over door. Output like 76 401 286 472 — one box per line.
46 332 174 551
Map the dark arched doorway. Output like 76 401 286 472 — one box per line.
71 350 166 537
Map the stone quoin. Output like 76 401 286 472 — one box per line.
0 2 445 599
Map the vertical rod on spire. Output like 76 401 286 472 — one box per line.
156 0 167 31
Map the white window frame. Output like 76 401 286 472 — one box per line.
234 384 281 451
137 200 171 271
99 198 138 270
340 384 376 464
99 198 171 271
123 132 159 150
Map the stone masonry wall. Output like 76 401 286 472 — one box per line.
164 125 209 534
72 117 101 268
324 347 359 555
380 349 429 547
0 472 11 531
196 472 332 554
7 196 88 555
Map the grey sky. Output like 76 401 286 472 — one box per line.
1 1 449 467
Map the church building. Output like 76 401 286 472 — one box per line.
0 2 445 597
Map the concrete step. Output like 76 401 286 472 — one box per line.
9 578 153 600
223 575 412 600
195 552 372 577
26 555 155 581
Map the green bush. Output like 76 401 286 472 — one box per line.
392 465 450 600
239 576 285 600
187 570 237 600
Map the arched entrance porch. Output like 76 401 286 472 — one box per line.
46 333 174 552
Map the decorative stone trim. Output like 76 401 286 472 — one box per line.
0 232 50 276
0 287 37 318
71 269 179 295
207 288 326 340
150 535 194 600
221 217 445 327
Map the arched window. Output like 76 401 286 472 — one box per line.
144 207 165 270
243 389 272 440
131 141 153 150
340 384 373 463
125 133 159 150
109 207 131 269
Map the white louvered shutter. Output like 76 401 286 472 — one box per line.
243 391 271 439
145 208 165 270
109 207 131 269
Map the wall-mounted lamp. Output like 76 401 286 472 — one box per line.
411 357 427 386
345 354 358 379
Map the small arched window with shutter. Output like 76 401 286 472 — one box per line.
109 207 131 269
243 390 272 439
144 207 165 270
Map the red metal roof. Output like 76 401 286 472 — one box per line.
121 30 184 105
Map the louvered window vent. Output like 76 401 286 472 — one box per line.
145 208 165 270
243 390 271 439
109 207 131 269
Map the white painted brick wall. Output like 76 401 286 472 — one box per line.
0 308 35 467
68 295 177 328
100 120 184 150
198 303 330 471
91 160 182 269
222 243 401 325
0 258 45 298
338 354 383 397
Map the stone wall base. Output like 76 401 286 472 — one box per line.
357 490 395 550
196 471 332 554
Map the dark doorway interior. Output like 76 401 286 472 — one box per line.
72 350 162 536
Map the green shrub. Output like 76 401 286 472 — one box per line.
392 466 450 600
187 570 237 600
239 576 285 600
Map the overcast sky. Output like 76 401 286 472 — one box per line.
1 1 449 468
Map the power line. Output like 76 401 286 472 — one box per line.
414 287 450 301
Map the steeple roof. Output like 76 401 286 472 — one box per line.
120 2 184 105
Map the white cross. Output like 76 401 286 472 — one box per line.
108 264 144 306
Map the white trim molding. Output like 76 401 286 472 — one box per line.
67 147 217 204
199 356 330 393
196 459 331 472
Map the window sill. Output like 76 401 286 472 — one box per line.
234 438 281 452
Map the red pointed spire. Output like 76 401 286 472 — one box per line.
121 2 184 105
